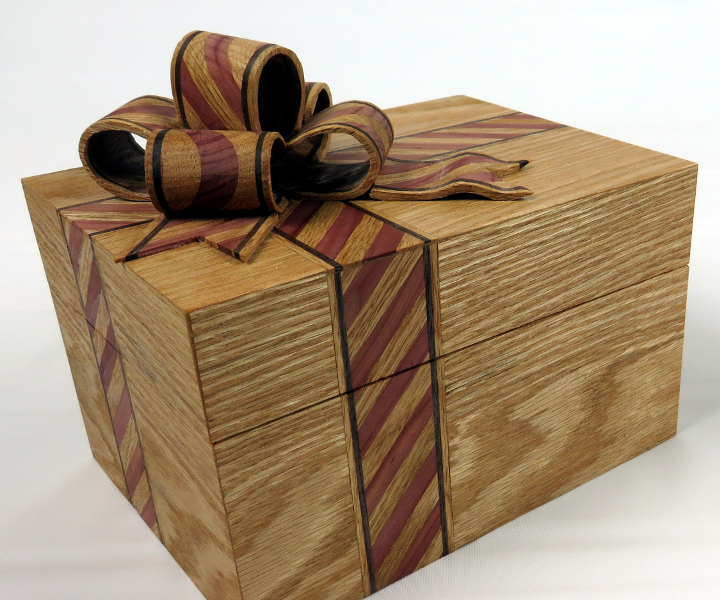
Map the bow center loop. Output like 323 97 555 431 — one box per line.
145 129 287 215
172 31 306 135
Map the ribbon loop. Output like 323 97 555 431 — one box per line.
172 31 305 135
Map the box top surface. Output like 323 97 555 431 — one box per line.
24 95 694 315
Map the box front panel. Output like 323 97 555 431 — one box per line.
216 398 366 600
445 267 688 548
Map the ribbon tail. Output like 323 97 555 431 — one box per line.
368 152 532 201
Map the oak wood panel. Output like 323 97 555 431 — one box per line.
384 95 514 139
216 399 365 600
354 126 695 241
23 177 127 495
190 272 340 441
92 240 243 600
439 166 696 353
120 236 326 314
445 267 688 548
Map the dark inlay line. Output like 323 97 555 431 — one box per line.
430 360 449 556
173 30 204 126
241 44 275 128
364 389 434 515
126 217 169 261
273 228 341 269
372 448 438 572
87 219 155 238
151 129 171 214
336 263 377 591
347 202 429 242
389 502 441 584
255 132 271 211
394 111 522 139
422 245 436 361
233 216 265 258
59 197 120 211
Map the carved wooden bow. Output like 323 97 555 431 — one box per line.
79 31 531 260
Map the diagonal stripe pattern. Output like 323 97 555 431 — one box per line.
353 363 445 589
61 212 160 537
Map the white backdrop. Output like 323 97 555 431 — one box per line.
1 1 719 598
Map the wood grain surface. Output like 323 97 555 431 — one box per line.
92 238 243 600
216 399 365 600
23 178 128 496
445 267 689 548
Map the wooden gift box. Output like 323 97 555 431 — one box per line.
25 95 695 600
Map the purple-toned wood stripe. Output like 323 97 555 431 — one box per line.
358 366 421 457
379 155 504 175
69 219 150 233
278 201 323 237
125 445 145 496
105 321 117 349
313 102 394 140
380 166 500 191
204 33 246 127
180 60 226 129
187 130 239 209
351 255 426 388
343 254 394 330
98 336 118 394
214 234 248 255
389 502 441 584
364 392 434 515
67 224 84 277
371 448 438 570
395 324 430 374
363 223 406 261
313 203 366 260
140 498 157 528
137 219 247 257
66 201 158 215
112 384 134 447
108 104 177 118
84 259 103 327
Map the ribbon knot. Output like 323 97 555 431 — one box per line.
79 31 531 259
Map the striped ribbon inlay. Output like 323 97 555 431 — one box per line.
61 203 160 536
276 199 447 591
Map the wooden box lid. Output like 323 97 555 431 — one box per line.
23 95 696 442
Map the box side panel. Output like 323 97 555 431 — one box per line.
24 182 127 495
445 267 688 548
216 399 366 600
190 272 340 441
93 243 243 600
440 166 696 354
